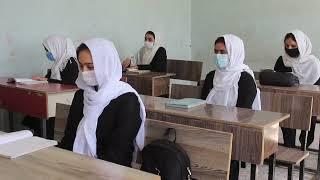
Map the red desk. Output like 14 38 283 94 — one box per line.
0 78 78 138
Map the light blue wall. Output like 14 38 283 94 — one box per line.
0 0 191 77
191 0 320 78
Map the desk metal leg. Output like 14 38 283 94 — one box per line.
268 153 276 180
250 164 257 180
8 112 14 132
41 119 47 139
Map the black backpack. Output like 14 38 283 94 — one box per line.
141 128 193 180
259 69 300 87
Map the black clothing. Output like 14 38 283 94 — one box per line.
58 90 142 167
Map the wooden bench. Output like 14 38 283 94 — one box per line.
55 104 233 180
146 119 233 180
261 91 313 180
167 59 203 83
170 84 202 99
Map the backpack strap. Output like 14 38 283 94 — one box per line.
163 128 177 143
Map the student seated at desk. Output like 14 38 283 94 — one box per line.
201 34 261 180
23 35 79 139
274 30 320 148
122 31 167 72
32 35 79 85
58 38 146 167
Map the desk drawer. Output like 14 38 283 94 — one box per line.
0 87 47 119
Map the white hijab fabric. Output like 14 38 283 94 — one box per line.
43 35 76 80
73 38 146 158
206 34 261 110
133 35 161 65
283 30 320 85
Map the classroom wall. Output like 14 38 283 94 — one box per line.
0 0 191 77
191 0 320 78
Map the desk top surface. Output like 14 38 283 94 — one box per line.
141 95 289 129
0 147 159 180
0 78 78 94
257 82 320 94
123 72 175 79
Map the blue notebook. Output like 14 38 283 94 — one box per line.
166 98 206 109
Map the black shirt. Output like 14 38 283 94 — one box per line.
274 56 320 85
58 90 142 167
138 47 167 72
45 57 79 85
201 71 257 109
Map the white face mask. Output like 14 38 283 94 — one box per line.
82 70 98 86
144 41 154 49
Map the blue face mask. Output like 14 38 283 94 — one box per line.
46 52 55 62
215 54 229 69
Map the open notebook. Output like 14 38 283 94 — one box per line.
166 98 206 109
0 130 57 159
7 78 48 85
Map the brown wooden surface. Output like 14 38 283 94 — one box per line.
276 146 309 165
146 119 233 180
141 95 289 129
0 78 77 119
167 59 203 82
0 147 160 180
123 72 175 96
0 78 78 94
141 95 289 165
170 84 202 99
260 91 313 130
258 82 320 116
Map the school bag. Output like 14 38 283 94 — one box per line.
140 128 193 180
259 69 300 87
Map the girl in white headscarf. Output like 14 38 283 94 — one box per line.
32 35 79 85
58 38 146 167
122 31 167 72
274 30 320 148
201 34 261 180
24 35 79 139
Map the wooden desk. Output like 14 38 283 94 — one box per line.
258 82 320 116
140 95 289 180
123 72 175 96
0 147 159 180
0 78 78 137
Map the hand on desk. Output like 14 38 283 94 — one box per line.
32 76 48 81
122 58 131 69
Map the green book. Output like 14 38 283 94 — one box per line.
166 98 206 109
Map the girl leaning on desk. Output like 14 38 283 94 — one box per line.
23 35 79 139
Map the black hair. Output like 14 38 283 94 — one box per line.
215 37 225 45
145 31 156 39
284 33 297 43
76 43 90 59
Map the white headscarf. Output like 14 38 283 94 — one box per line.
43 35 76 81
73 38 146 158
283 30 320 85
206 34 261 110
133 34 161 65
